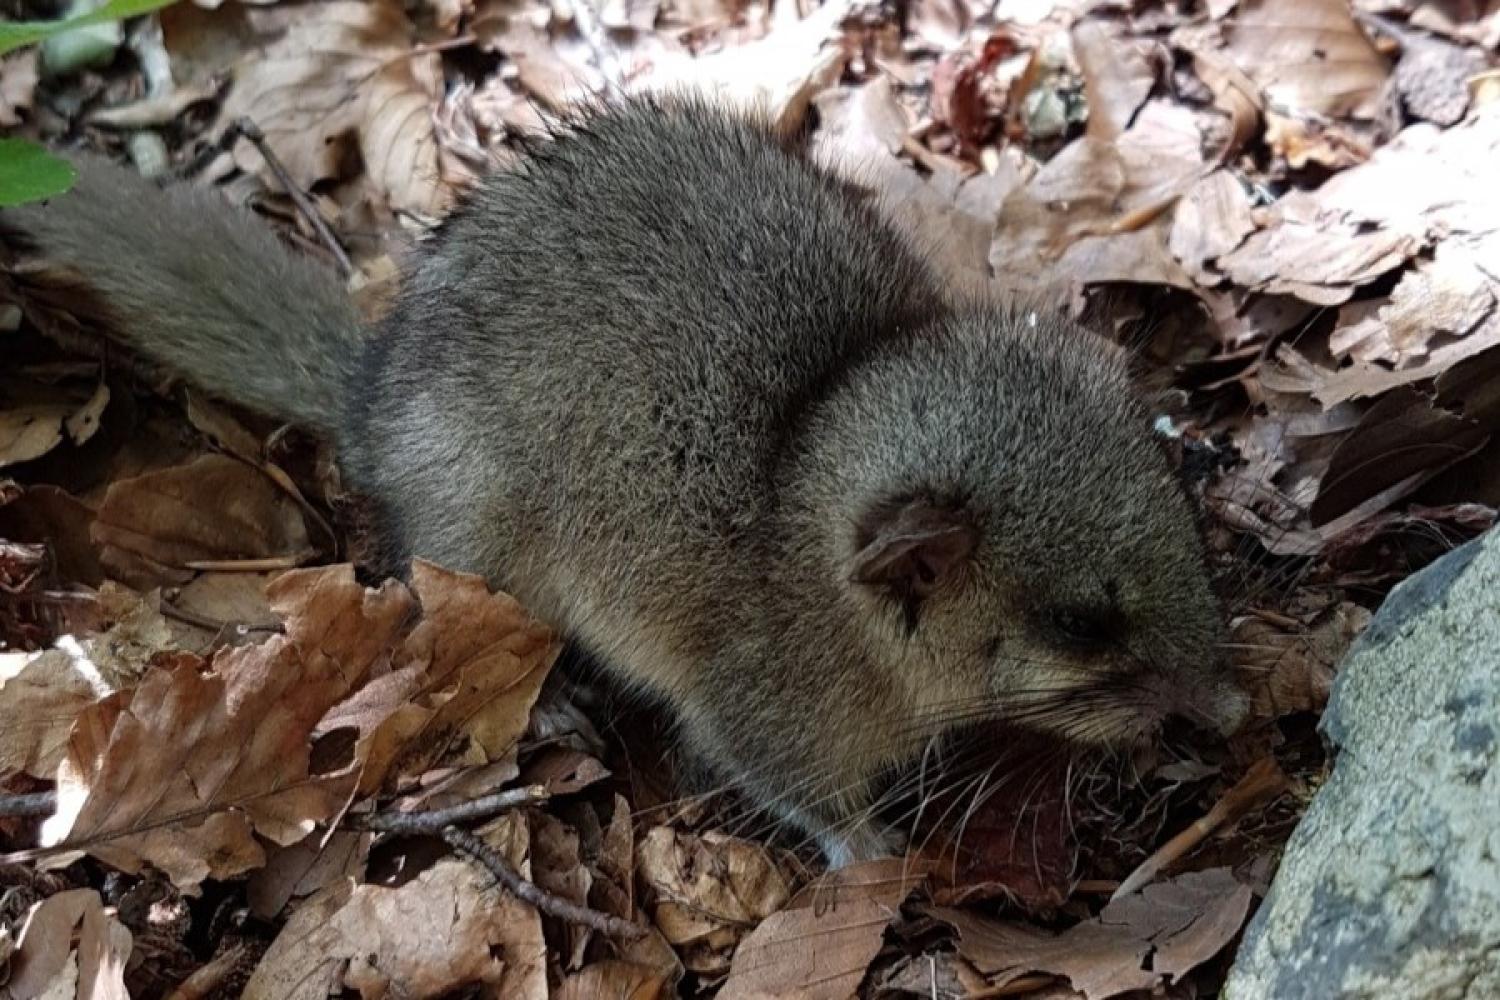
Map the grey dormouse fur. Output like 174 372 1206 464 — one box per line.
4 95 1248 866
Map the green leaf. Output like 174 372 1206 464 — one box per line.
0 0 178 56
0 139 77 207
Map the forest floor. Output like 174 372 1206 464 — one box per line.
2 0 1499 996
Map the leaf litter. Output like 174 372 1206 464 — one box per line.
1 0 1497 994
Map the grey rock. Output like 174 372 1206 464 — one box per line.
1226 528 1500 1000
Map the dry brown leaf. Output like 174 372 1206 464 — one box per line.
168 571 280 642
636 827 792 975
473 0 605 113
1223 0 1388 119
315 560 558 791
4 889 132 1000
0 483 102 586
0 584 190 781
719 858 930 1000
1329 244 1496 368
812 77 910 174
217 1 407 183
425 0 476 33
520 745 612 795
1309 386 1487 526
556 960 670 1000
31 567 414 887
90 454 311 588
0 376 107 470
361 51 466 220
1216 196 1416 305
0 645 113 782
0 405 67 469
246 828 369 921
307 560 557 795
1181 39 1263 162
1392 30 1485 126
398 559 560 769
1168 168 1256 284
932 868 1253 1000
216 0 457 219
991 101 1204 294
1073 20 1156 141
1237 603 1371 719
242 813 547 999
1263 110 1372 170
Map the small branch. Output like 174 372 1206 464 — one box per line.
0 789 58 817
182 554 311 572
348 785 549 835
442 825 646 940
162 943 251 1000
1112 757 1290 899
229 118 355 278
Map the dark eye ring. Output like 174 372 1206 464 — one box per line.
1048 608 1112 649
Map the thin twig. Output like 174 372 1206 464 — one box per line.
231 118 355 277
162 942 251 1000
0 790 58 817
182 554 311 572
348 785 550 835
442 825 646 940
1112 757 1290 899
157 597 282 645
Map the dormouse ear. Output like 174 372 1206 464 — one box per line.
850 499 977 599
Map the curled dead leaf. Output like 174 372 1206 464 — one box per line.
635 827 792 975
243 813 546 999
217 0 459 219
719 858 930 999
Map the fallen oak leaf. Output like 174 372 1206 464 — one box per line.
286 558 561 793
0 644 111 781
1073 19 1156 141
990 100 1205 295
1168 169 1256 285
0 390 103 468
635 0 856 135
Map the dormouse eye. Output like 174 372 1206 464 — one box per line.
1047 607 1113 650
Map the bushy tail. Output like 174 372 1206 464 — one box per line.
2 157 362 433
